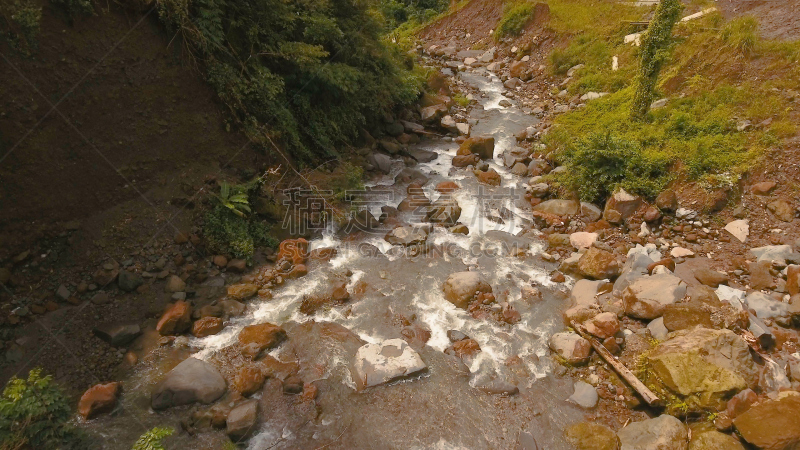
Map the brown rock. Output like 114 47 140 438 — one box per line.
164 275 186 293
787 265 800 296
287 264 308 278
192 317 224 338
767 199 795 222
436 181 460 193
235 366 265 397
577 247 621 280
277 238 309 265
643 206 661 222
749 261 775 290
751 181 777 195
603 188 643 223
227 283 259 300
459 136 495 160
694 267 728 287
734 392 800 450
453 338 481 358
156 301 193 335
78 382 121 419
452 154 480 168
726 388 758 419
662 303 714 331
238 323 287 359
475 169 501 186
226 259 247 272
648 258 676 274
583 312 620 339
656 189 678 211
213 255 228 268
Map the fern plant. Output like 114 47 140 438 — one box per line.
0 368 85 450
215 182 251 217
131 426 174 450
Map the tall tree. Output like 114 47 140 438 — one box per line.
630 0 683 119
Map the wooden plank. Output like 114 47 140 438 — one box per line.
571 322 662 407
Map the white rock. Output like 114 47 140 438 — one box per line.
650 98 668 110
464 57 477 66
715 285 747 311
724 219 749 243
638 222 650 239
569 232 598 250
352 339 426 390
568 381 598 409
670 247 694 258
750 245 793 265
675 207 697 219
456 123 470 136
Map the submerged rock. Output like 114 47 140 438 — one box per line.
352 339 427 390
238 322 287 359
227 399 259 441
151 358 226 410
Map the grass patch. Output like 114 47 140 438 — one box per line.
543 5 797 203
453 93 470 107
495 1 536 40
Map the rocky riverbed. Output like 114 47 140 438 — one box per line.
3 41 800 450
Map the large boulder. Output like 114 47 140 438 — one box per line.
648 328 757 409
733 391 800 450
603 188 643 224
458 136 495 160
78 382 121 419
549 332 592 365
92 323 141 346
577 247 622 280
442 272 493 309
156 301 193 336
151 358 226 410
352 339 427 390
688 430 745 450
238 323 287 359
385 226 429 247
426 198 462 225
564 422 620 450
533 199 579 216
227 399 259 441
616 415 688 450
623 273 687 319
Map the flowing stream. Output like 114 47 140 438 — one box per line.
84 67 584 450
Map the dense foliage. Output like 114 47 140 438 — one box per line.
379 0 449 29
157 0 423 163
0 0 41 55
0 369 85 450
204 181 278 261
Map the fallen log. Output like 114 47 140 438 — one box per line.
571 322 662 407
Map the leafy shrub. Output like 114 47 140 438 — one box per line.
131 426 173 450
204 179 279 260
495 2 536 40
0 369 86 450
0 0 41 55
156 0 423 163
555 132 673 202
328 162 365 201
453 93 470 107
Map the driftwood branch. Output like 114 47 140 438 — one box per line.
571 322 662 407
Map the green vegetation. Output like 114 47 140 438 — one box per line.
156 0 423 164
204 180 278 261
0 369 86 450
631 0 682 119
50 0 94 19
0 0 41 55
495 1 536 40
131 427 174 450
379 0 449 30
453 93 470 107
543 1 799 203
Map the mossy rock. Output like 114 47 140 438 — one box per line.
564 422 619 450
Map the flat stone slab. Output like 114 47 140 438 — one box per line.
352 339 427 389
